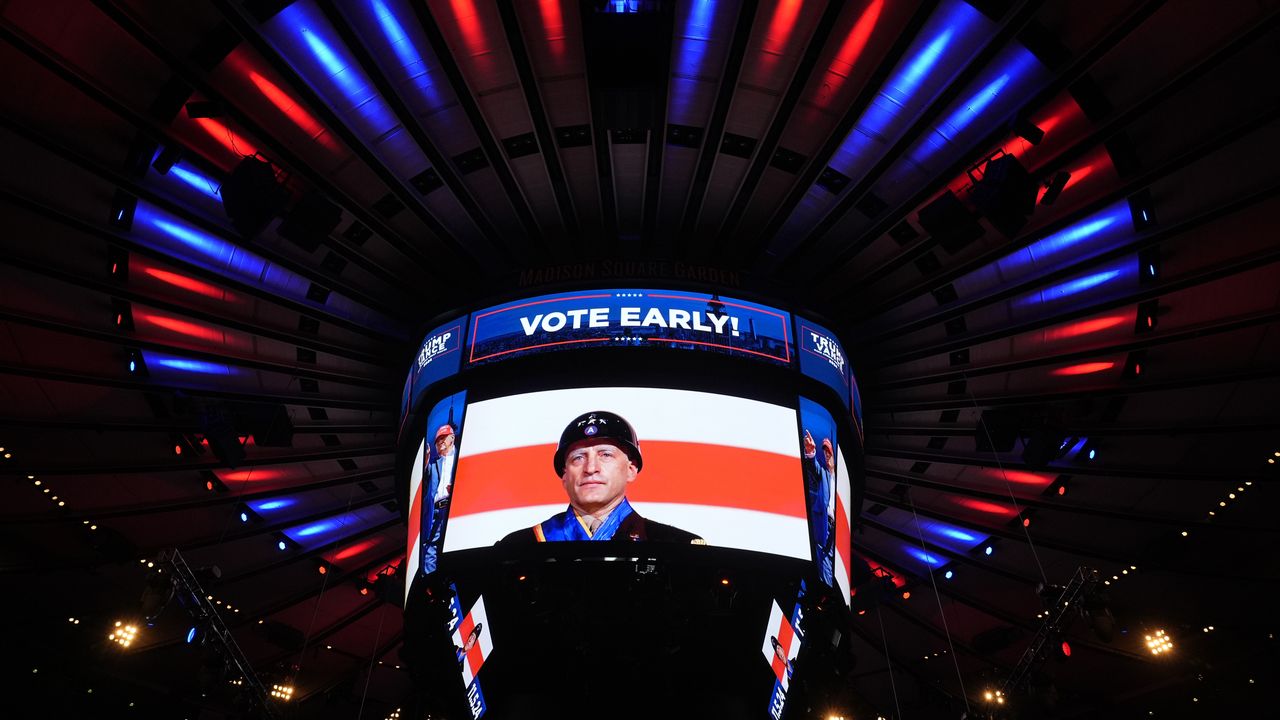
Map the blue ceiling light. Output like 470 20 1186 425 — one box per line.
906 546 943 566
933 526 979 543
944 569 954 580
829 0 989 177
270 2 400 140
669 0 719 119
146 354 235 376
168 164 222 200
984 545 994 556
1017 262 1133 308
185 626 198 644
253 499 295 512
367 0 444 106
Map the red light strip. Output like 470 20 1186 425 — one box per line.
953 497 1015 516
1051 361 1116 376
141 267 234 301
762 0 805 57
193 117 258 158
447 0 488 57
138 313 226 343
1043 313 1129 341
819 0 884 107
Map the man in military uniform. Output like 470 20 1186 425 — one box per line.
499 410 703 544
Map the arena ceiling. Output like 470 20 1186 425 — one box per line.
1 0 1278 717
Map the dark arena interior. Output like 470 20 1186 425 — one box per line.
1 0 1278 718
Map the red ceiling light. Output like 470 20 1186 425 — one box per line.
1051 361 1115 376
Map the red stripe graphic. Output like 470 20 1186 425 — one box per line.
771 612 794 682
453 442 805 518
406 478 423 560
835 493 851 585
457 611 474 651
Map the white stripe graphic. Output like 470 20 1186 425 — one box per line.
455 387 798 456
443 504 809 558
404 440 425 603
835 446 853 606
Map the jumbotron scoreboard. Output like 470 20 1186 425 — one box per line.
396 285 864 720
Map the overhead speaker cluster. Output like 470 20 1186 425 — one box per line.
221 155 290 239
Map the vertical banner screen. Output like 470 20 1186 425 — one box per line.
420 391 467 575
797 398 839 587
410 319 465 405
796 316 852 409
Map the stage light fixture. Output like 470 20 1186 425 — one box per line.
126 348 148 376
270 683 294 701
151 144 182 174
1013 116 1045 145
985 545 994 556
1129 188 1157 230
1040 170 1071 206
108 246 129 282
1139 245 1161 285
944 569 954 580
1123 350 1146 380
316 559 331 575
357 580 371 596
235 503 261 524
200 470 228 493
109 189 138 231
111 298 134 331
273 533 296 552
1145 629 1174 655
108 620 139 648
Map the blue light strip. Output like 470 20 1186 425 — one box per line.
283 511 365 544
902 46 1045 169
267 1 401 140
366 0 445 109
1016 259 1135 307
668 0 719 121
141 351 236 376
167 164 222 200
987 201 1132 277
905 546 943 566
132 203 377 323
828 0 991 177
251 499 296 512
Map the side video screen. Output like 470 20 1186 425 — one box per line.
443 387 811 560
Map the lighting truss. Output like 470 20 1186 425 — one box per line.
1000 566 1104 695
155 548 278 719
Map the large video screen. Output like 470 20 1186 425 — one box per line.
465 289 793 368
443 387 810 559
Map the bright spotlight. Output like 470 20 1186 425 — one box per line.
1145 629 1174 655
108 621 139 648
270 683 294 701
